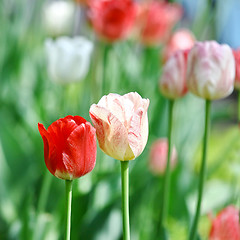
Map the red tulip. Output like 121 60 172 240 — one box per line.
209 206 240 240
233 49 240 90
38 115 97 180
88 0 137 42
137 1 183 46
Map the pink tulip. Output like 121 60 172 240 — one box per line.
159 49 189 99
187 41 235 100
209 206 240 240
149 138 177 175
163 28 195 62
233 49 240 90
89 92 149 161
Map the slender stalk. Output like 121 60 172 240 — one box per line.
102 44 110 96
121 161 130 240
65 180 73 240
32 171 52 240
188 100 211 240
238 91 240 122
159 99 174 233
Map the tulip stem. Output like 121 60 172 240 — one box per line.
65 180 73 240
121 161 130 240
102 44 111 95
189 99 211 240
159 99 174 235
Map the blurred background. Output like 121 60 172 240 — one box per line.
0 0 240 239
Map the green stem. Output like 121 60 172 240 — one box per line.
238 91 240 122
159 99 174 232
121 161 130 240
188 100 211 240
65 180 73 240
102 43 110 96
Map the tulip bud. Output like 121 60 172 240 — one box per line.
42 1 75 37
187 41 235 100
160 49 189 99
89 92 149 161
45 36 93 84
137 1 182 46
149 138 177 176
163 29 195 62
38 115 97 180
88 0 137 42
233 49 240 90
209 206 240 240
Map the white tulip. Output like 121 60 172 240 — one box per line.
43 1 76 37
45 37 94 84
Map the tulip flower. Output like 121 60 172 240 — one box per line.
233 49 240 89
233 49 240 122
149 138 177 176
45 36 93 84
160 49 189 99
90 92 149 240
88 0 137 42
187 41 235 100
42 0 75 37
209 206 240 240
187 41 235 240
163 28 195 62
38 115 97 240
158 48 189 237
137 1 182 46
89 92 149 161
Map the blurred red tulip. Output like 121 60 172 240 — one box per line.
163 28 195 62
160 49 189 99
149 138 177 175
209 206 240 240
88 0 137 42
137 0 183 46
38 115 97 180
233 49 240 90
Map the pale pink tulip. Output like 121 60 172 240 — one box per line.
89 92 149 161
187 41 235 100
160 49 189 99
233 49 240 90
149 138 177 175
163 28 195 62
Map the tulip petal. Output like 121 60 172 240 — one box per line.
90 104 135 160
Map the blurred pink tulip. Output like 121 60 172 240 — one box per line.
163 28 195 62
233 49 240 90
88 0 137 42
149 138 177 175
89 92 149 161
209 206 240 240
137 1 182 46
159 49 189 99
187 41 235 100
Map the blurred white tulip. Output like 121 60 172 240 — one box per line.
43 1 76 37
45 36 94 84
